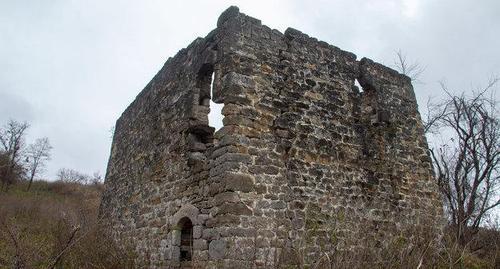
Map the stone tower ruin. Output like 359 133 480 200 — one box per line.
100 6 443 268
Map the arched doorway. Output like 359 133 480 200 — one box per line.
178 217 193 262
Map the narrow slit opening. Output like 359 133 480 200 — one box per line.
208 72 224 131
355 78 364 93
178 217 193 262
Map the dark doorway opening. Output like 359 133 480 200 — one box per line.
179 217 193 262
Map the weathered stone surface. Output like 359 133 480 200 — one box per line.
223 172 255 192
100 5 444 269
214 192 240 204
208 240 226 260
193 225 202 239
202 228 220 240
216 202 253 216
193 239 208 251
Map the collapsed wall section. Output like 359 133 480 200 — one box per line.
100 6 444 268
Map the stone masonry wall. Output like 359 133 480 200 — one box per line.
100 6 444 269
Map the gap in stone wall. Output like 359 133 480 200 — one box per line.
208 72 224 131
355 78 364 93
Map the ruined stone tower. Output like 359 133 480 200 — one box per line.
100 6 443 268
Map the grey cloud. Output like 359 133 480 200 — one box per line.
1 0 498 179
0 92 34 123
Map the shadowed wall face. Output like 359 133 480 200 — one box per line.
100 6 444 268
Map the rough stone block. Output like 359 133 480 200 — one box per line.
193 225 202 239
208 240 226 260
202 228 220 240
223 172 255 192
214 191 241 205
171 246 180 262
193 239 208 250
216 202 253 216
171 230 181 246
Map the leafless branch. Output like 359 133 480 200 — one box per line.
426 77 499 245
393 49 426 83
0 120 29 191
45 225 80 269
1 221 26 269
26 137 52 191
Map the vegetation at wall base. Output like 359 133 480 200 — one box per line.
0 180 135 269
1 180 499 268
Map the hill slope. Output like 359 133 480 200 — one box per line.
0 181 134 269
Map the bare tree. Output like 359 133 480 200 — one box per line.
26 137 52 191
426 77 499 245
57 168 89 184
0 120 29 191
393 49 426 83
0 151 11 186
90 171 103 185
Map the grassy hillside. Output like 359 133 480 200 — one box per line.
1 180 499 269
0 181 134 269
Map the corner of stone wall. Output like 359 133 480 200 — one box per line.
355 56 443 237
358 57 415 102
102 6 444 268
171 10 266 264
217 6 241 27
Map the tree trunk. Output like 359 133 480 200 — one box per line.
26 172 35 191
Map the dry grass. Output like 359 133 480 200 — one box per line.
255 225 500 269
1 180 499 269
0 180 135 269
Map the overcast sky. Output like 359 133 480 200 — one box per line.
1 0 499 180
